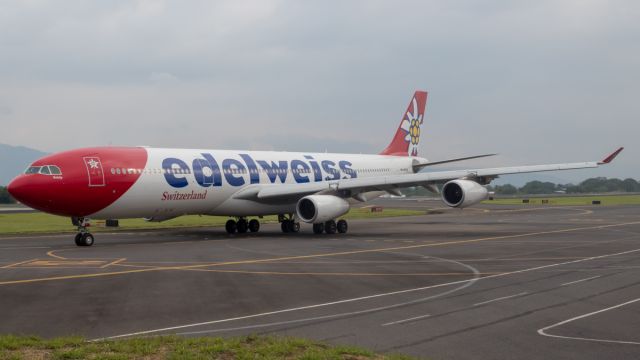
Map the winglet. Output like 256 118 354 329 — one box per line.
599 147 624 164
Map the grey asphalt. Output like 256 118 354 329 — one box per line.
1 201 639 359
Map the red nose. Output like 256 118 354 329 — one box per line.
7 175 44 210
7 176 25 203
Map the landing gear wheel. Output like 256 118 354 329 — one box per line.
248 219 260 233
337 219 348 234
225 219 237 234
237 219 248 233
281 220 290 233
312 223 325 234
80 233 94 247
74 233 83 246
290 222 300 233
325 220 337 234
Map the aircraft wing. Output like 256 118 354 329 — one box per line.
233 147 623 201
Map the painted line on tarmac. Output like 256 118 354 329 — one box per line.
0 258 38 269
382 314 431 326
0 246 50 250
47 250 67 260
560 275 602 286
95 246 640 340
185 268 502 277
100 256 482 339
101 258 127 269
473 292 529 306
538 297 640 345
2 221 640 287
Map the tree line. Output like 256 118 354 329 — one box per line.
401 177 640 197
0 186 14 204
487 177 640 195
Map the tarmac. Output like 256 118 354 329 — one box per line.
0 199 639 359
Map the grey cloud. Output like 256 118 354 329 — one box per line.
0 0 637 183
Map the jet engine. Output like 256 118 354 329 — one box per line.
441 179 488 208
296 195 350 223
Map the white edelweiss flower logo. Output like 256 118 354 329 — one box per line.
399 97 423 156
87 159 99 169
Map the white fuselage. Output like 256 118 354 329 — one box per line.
91 148 422 220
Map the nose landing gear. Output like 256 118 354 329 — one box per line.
72 217 95 247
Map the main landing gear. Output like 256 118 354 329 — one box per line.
278 214 300 233
225 215 349 235
225 217 261 234
312 219 348 235
72 217 95 247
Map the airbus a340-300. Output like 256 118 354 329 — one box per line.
7 91 623 246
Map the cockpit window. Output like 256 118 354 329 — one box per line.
25 166 41 174
24 165 62 176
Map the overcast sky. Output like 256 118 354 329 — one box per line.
0 0 637 182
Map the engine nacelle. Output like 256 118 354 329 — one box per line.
296 195 350 223
441 179 488 208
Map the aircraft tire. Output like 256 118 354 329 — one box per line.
225 219 237 234
74 233 84 246
291 222 300 233
81 233 95 247
337 219 348 233
312 223 324 234
325 220 337 234
281 221 290 233
248 219 260 232
237 219 248 233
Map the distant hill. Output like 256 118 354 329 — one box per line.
0 144 48 185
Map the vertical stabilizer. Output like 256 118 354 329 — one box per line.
380 91 428 156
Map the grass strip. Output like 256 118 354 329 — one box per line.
0 208 424 235
0 334 415 360
484 194 640 206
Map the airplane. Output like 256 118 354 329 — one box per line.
7 91 623 247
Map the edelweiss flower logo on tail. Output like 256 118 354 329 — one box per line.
379 91 427 157
399 97 423 156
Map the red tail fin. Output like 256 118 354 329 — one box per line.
380 91 428 157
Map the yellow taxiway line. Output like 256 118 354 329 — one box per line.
0 220 639 286
101 258 127 269
46 250 67 260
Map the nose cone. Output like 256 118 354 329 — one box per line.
7 175 53 212
7 175 34 205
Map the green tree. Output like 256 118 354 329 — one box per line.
494 184 518 195
0 186 15 204
518 181 556 194
622 178 639 192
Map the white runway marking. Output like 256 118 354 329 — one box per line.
93 256 481 340
0 246 51 250
560 275 602 286
172 257 479 336
381 314 431 326
473 292 528 306
93 247 640 341
538 297 640 345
